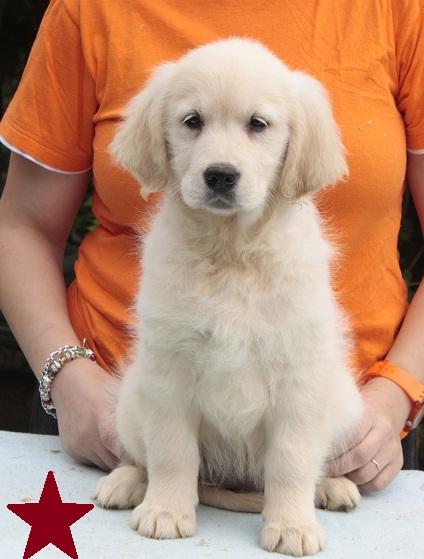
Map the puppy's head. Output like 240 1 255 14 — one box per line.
110 39 347 218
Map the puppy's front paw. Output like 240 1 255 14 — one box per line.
261 521 325 557
131 501 196 539
94 465 146 509
315 476 360 512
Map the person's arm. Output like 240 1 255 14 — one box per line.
0 152 119 470
388 153 424 375
328 152 424 491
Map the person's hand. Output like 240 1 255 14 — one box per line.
50 358 121 471
326 377 411 492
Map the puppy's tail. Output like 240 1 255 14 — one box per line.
198 485 264 513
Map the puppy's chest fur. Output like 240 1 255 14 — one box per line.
184 258 286 417
189 265 286 488
143 251 288 488
137 201 340 487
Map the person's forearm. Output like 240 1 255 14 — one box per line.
386 279 424 382
364 278 424 432
0 223 81 379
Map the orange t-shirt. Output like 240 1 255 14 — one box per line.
1 0 423 377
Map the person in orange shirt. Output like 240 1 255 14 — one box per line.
0 0 423 491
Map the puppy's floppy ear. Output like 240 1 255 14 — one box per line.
280 71 348 200
109 63 176 200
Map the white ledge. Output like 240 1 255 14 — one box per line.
0 430 422 558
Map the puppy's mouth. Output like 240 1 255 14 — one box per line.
204 194 237 213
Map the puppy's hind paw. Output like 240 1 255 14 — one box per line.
94 464 147 509
315 476 360 512
261 521 325 557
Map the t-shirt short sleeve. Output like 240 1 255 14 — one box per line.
394 0 424 152
0 0 97 172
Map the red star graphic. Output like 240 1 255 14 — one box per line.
7 470 93 559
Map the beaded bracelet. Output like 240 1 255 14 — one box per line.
39 338 96 418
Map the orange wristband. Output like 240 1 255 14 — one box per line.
364 360 424 439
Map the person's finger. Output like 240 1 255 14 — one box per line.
328 419 372 461
326 426 382 477
346 439 397 486
358 451 403 493
96 446 119 471
101 428 121 460
68 437 116 471
89 450 114 472
69 445 116 471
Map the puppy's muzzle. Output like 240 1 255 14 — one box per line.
203 163 240 195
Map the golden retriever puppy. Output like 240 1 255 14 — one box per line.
95 38 363 557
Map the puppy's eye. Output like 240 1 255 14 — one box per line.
182 112 203 130
249 116 268 132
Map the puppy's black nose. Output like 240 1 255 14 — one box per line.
204 164 240 194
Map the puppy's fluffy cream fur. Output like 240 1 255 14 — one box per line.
95 39 363 557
